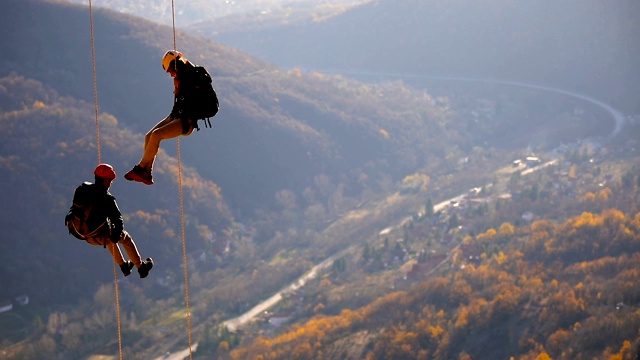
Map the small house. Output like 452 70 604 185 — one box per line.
15 295 29 306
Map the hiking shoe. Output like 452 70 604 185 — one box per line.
138 257 154 279
124 165 153 185
119 261 134 277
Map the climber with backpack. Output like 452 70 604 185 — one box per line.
125 50 219 185
65 164 154 278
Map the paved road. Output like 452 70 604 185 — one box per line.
317 70 626 140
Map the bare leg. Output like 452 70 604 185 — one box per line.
138 116 189 170
85 236 127 266
118 230 143 267
140 115 174 170
106 243 126 265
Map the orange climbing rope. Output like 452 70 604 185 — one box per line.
88 1 124 359
170 0 194 358
88 0 193 357
88 0 102 164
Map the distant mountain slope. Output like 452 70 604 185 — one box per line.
63 0 369 27
202 0 640 113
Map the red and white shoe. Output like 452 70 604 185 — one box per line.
124 165 153 185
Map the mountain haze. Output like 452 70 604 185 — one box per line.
202 0 640 113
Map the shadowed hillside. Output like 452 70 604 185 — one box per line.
0 74 234 305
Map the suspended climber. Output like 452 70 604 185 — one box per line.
125 50 219 185
65 164 154 278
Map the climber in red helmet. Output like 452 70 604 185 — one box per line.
65 164 154 278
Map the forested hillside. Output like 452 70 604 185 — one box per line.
1 0 461 218
227 161 640 360
0 74 234 303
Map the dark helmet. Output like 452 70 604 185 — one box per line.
94 164 116 180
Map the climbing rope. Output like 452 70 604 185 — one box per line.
88 1 123 359
88 0 102 164
170 0 194 358
110 243 124 360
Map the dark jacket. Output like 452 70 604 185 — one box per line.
170 61 218 130
66 182 124 242
170 61 202 120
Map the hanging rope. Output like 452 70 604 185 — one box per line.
88 0 102 164
110 243 124 360
88 1 123 359
178 139 194 360
170 1 194 358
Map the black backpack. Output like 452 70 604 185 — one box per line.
65 182 110 241
188 65 219 129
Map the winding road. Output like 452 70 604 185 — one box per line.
318 70 626 140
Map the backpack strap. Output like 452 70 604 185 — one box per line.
68 218 109 239
67 182 111 247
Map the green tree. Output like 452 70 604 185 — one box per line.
362 244 372 262
332 257 347 273
425 198 434 218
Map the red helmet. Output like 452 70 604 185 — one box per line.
94 164 116 180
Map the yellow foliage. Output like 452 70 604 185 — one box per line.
494 251 508 265
597 187 612 201
401 173 430 192
313 302 325 314
218 340 230 352
536 352 552 360
427 325 444 338
499 222 515 237
580 192 596 202
609 340 631 360
477 228 497 242
454 307 469 328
